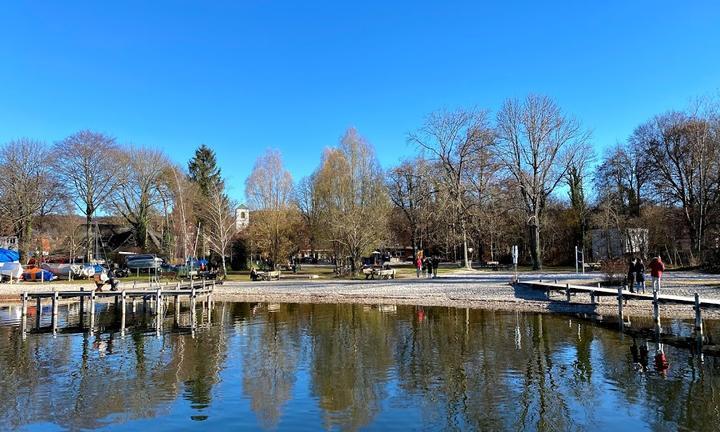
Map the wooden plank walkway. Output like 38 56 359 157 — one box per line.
519 280 720 308
517 279 714 347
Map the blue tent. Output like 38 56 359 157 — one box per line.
0 248 19 263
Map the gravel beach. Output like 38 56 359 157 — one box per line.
208 270 720 319
3 270 720 319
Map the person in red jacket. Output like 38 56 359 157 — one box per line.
649 256 665 293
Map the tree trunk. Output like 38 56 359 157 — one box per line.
17 221 32 264
529 221 542 270
85 212 92 262
462 221 471 270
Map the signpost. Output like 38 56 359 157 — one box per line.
575 246 585 275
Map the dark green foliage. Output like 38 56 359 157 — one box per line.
188 144 224 196
231 237 249 270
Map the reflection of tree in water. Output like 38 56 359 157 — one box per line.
176 321 228 419
309 304 395 431
0 311 228 429
241 303 302 429
393 308 600 430
3 303 720 430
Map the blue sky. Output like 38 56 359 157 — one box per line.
1 1 719 202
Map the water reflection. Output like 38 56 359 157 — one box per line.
0 303 719 431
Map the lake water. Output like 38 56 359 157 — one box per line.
1 301 719 431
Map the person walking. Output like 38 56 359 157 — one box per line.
424 257 432 279
635 258 646 294
649 256 665 293
627 258 636 293
432 256 439 278
415 255 422 278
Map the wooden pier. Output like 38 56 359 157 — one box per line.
517 279 720 346
19 280 215 336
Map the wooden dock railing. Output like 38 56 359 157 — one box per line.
19 280 215 336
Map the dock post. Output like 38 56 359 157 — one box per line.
21 292 28 336
89 290 96 330
652 290 661 332
155 288 162 316
79 288 85 326
120 290 127 337
174 295 180 326
51 291 59 334
694 293 703 340
132 297 137 313
616 286 624 325
35 296 42 328
22 292 28 317
191 287 197 330
565 284 571 302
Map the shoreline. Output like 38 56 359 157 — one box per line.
2 270 720 320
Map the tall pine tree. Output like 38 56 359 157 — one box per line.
188 144 224 197
188 144 225 259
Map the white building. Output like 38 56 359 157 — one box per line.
235 205 250 230
0 236 18 251
591 228 648 260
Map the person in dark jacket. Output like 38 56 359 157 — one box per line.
423 257 432 279
627 258 636 293
634 258 646 293
431 256 439 278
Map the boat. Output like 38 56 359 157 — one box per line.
22 267 57 282
126 254 163 270
0 248 19 263
41 263 85 280
0 262 23 280
0 248 22 280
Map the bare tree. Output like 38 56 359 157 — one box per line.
314 128 389 274
53 130 121 261
245 149 295 267
169 166 199 261
637 106 720 257
387 158 433 257
496 95 590 269
409 108 494 268
0 139 64 260
205 184 237 277
565 144 594 251
295 174 323 258
111 146 173 250
594 143 649 218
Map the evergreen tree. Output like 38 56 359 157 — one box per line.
188 144 224 197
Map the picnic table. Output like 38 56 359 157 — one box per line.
363 266 396 280
257 270 281 281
